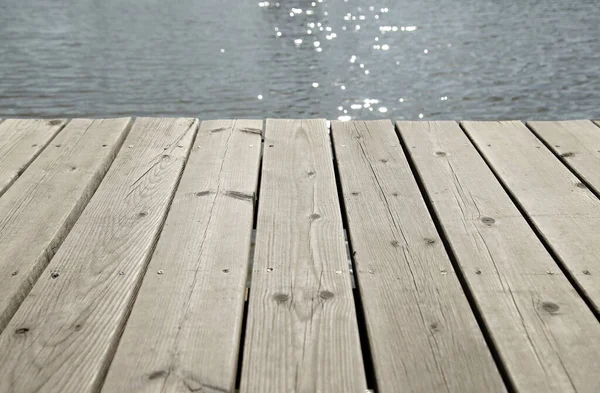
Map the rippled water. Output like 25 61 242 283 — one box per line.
1 0 599 120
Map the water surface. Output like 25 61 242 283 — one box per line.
1 0 599 120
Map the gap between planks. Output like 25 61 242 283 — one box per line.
526 120 600 199
0 119 69 198
0 118 198 393
240 119 368 393
0 118 133 333
398 120 600 393
461 120 600 316
101 119 262 393
331 120 506 393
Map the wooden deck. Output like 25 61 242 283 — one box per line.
0 118 599 393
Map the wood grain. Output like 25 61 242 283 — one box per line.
101 120 262 393
0 117 198 393
240 119 367 393
0 118 67 197
462 121 600 312
331 120 506 393
399 121 600 393
0 118 131 332
528 120 600 196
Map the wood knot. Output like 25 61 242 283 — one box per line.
435 151 446 156
69 166 77 171
224 190 254 202
102 144 107 147
560 152 574 158
424 238 436 245
48 120 62 126
55 144 61 147
307 170 316 177
583 269 591 275
481 217 495 226
310 213 321 221
138 212 147 217
392 192 399 197
148 370 168 380
351 192 359 196
273 293 289 303
74 324 82 331
50 272 60 279
211 127 226 133
576 182 587 189
319 291 334 300
240 127 262 135
222 269 229 273
31 144 38 147
541 301 559 314
15 328 29 335
390 240 400 247
11 271 18 276
380 159 388 163
195 191 211 197
430 322 439 331
269 144 274 147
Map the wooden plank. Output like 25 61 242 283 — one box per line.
398 121 600 393
240 119 367 393
0 118 131 332
462 121 600 312
0 117 198 393
0 119 67 197
331 120 506 393
101 120 262 393
527 120 600 195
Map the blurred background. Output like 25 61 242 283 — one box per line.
0 0 599 120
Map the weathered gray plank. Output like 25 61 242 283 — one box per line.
0 119 67 197
101 120 262 393
399 121 600 393
0 118 131 332
527 120 600 196
462 121 600 312
0 117 198 393
331 120 505 393
241 119 367 393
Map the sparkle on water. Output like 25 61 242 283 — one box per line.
0 0 599 120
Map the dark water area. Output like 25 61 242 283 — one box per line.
0 0 599 120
